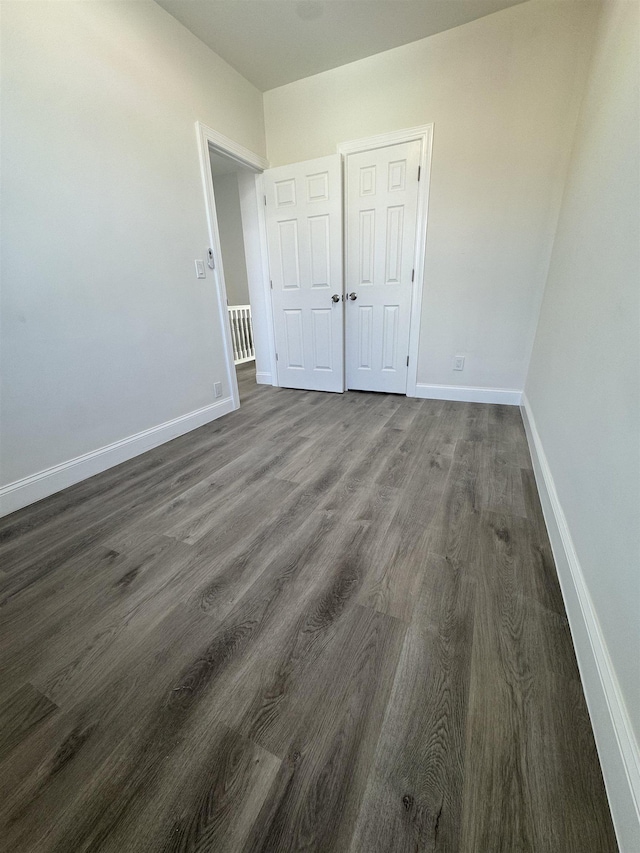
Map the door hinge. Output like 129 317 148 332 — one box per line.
270 280 273 289
264 195 267 206
406 355 410 367
275 352 279 361
417 166 421 182
411 269 415 282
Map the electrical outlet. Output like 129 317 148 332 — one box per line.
454 355 465 371
214 382 222 398
195 259 206 279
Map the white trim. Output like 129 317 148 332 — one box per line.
521 394 640 853
338 124 434 398
0 397 235 518
198 123 269 172
337 124 433 156
415 382 521 405
255 371 273 385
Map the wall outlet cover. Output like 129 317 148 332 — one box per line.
454 355 465 371
214 382 223 398
195 259 206 279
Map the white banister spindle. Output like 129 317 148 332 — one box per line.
240 308 248 359
237 308 245 360
228 304 255 365
231 308 241 361
241 309 250 359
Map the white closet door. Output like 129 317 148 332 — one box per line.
345 140 421 393
264 155 344 393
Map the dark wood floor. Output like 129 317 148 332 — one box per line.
0 363 617 852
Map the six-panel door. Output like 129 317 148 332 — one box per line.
264 155 344 393
344 140 422 393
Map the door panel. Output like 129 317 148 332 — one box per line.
382 304 399 369
265 155 343 392
283 310 304 368
358 305 373 370
345 140 421 393
309 216 330 286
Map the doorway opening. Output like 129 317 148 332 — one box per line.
208 149 257 399
195 121 274 414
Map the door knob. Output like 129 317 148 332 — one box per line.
331 294 340 303
349 292 357 301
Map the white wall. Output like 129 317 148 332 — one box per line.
263 0 600 396
524 1 639 846
211 172 251 305
0 1 265 495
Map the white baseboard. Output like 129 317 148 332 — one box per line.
414 382 521 405
255 371 273 385
0 396 236 518
521 394 640 853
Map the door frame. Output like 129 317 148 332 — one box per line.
194 121 274 409
337 124 434 398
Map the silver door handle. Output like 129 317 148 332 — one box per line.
349 292 357 301
331 294 340 303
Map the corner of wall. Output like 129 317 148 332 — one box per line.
519 2 603 390
521 394 640 852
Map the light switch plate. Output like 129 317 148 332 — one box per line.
195 260 206 279
214 382 222 398
454 355 465 371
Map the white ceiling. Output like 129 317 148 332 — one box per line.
155 0 529 92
